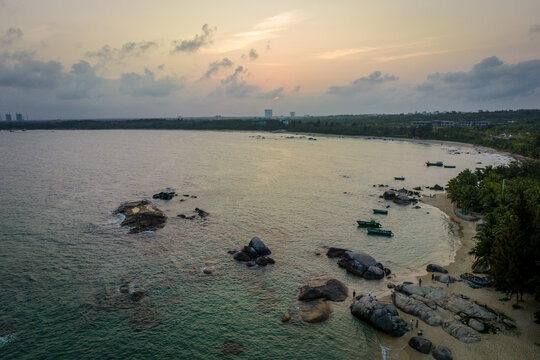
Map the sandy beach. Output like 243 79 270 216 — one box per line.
377 193 540 360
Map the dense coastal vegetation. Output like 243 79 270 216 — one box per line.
446 160 540 321
1 109 539 158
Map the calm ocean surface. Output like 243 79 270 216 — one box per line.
0 130 510 359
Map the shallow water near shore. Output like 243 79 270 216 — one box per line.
0 130 510 359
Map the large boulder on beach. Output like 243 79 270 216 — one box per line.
434 274 457 284
326 247 349 257
298 276 348 302
249 237 271 256
432 345 453 360
336 251 389 280
408 336 432 354
350 295 408 337
426 264 449 274
442 320 481 343
114 200 167 233
392 292 443 326
383 190 396 200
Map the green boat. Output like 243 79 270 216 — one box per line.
367 228 393 237
373 209 388 215
444 165 456 168
357 220 381 228
426 161 443 167
394 176 405 180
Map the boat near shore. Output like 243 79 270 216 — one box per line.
426 161 443 167
357 220 381 228
394 176 405 180
444 165 456 168
367 228 393 237
373 209 388 215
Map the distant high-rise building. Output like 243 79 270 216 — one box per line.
5 113 12 121
290 112 295 117
15 113 23 121
264 109 272 118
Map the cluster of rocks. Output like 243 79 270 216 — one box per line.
327 248 390 280
152 191 177 200
177 208 209 220
408 337 452 359
372 184 389 187
282 276 348 324
114 200 167 233
230 237 275 267
430 184 445 191
382 189 420 205
391 282 499 343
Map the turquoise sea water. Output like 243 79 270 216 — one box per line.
0 130 510 359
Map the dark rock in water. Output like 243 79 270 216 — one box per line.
387 283 395 289
221 340 245 355
152 191 176 200
426 264 449 274
281 311 291 322
249 237 271 256
335 251 390 280
326 247 349 258
119 284 130 294
266 257 275 264
383 190 396 200
350 295 408 337
226 250 236 255
413 186 422 191
298 276 348 302
233 252 251 262
299 299 332 323
130 291 145 302
430 184 444 191
256 257 272 266
408 336 432 354
195 208 209 218
246 261 256 267
432 345 453 360
393 194 412 205
114 200 167 233
242 246 259 259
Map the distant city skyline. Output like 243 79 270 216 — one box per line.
0 0 540 119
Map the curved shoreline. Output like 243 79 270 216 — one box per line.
377 193 539 360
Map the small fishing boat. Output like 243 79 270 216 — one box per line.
357 220 381 228
394 176 405 180
367 228 393 237
443 165 456 168
373 209 388 215
426 161 443 167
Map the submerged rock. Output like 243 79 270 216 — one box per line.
221 340 245 355
232 237 274 267
129 306 160 330
408 336 432 354
281 311 291 323
299 299 332 323
298 276 348 302
350 295 408 337
114 200 167 233
326 247 349 258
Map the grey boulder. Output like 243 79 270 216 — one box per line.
408 336 432 354
350 295 408 337
426 264 449 274
432 345 452 360
298 276 348 302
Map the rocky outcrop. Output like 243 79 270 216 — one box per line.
350 295 408 337
383 190 396 200
231 237 274 267
426 264 449 274
393 283 494 342
152 191 176 200
432 345 452 360
177 208 209 220
114 200 167 233
298 276 348 302
430 184 444 191
329 250 390 280
408 336 432 354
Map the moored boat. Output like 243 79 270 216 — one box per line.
357 220 381 228
367 228 393 237
394 176 405 180
443 165 456 168
373 209 388 215
426 161 443 167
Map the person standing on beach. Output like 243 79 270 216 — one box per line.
353 290 356 299
419 278 422 287
410 319 413 329
446 279 449 287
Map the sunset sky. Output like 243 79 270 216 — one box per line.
1 0 540 119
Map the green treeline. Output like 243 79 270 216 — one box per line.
1 109 539 158
447 161 540 320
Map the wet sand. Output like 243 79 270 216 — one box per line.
378 193 540 360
